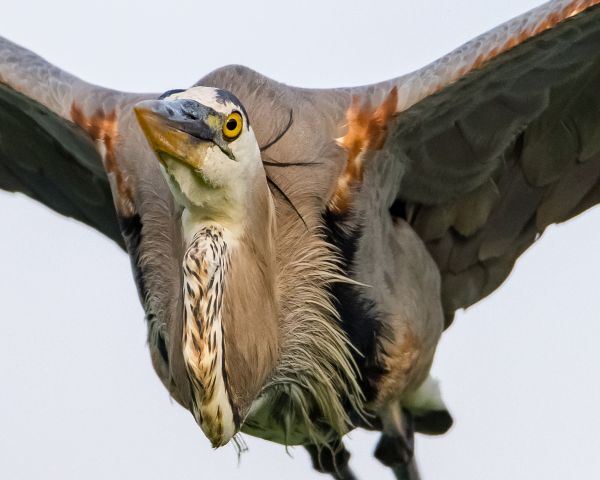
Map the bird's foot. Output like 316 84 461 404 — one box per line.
374 431 414 467
374 406 415 467
413 409 453 435
305 440 357 480
403 375 453 435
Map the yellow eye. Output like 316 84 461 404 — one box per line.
222 111 243 140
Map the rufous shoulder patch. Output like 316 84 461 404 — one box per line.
337 86 398 157
329 87 398 216
71 103 134 217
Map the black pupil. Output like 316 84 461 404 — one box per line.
226 118 238 132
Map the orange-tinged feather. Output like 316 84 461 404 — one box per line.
330 88 398 215
71 103 134 217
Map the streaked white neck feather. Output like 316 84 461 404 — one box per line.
182 224 236 446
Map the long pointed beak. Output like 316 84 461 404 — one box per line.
134 99 219 169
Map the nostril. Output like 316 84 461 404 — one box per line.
183 108 198 120
178 100 200 120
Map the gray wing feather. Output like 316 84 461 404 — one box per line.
0 36 128 246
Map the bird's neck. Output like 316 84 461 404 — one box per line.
180 195 279 446
182 224 235 445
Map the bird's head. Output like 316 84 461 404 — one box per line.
134 86 262 229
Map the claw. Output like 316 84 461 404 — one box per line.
305 440 357 479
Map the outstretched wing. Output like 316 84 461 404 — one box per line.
0 36 190 401
201 0 600 327
380 0 600 324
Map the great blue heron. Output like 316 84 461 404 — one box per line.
1 0 596 480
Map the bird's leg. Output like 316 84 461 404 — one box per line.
390 458 422 480
374 404 423 480
328 87 398 216
305 440 358 480
374 403 415 468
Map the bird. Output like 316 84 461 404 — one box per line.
131 86 448 475
1 1 600 479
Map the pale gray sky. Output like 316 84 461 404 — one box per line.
1 1 599 479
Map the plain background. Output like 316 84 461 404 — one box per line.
1 1 599 479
